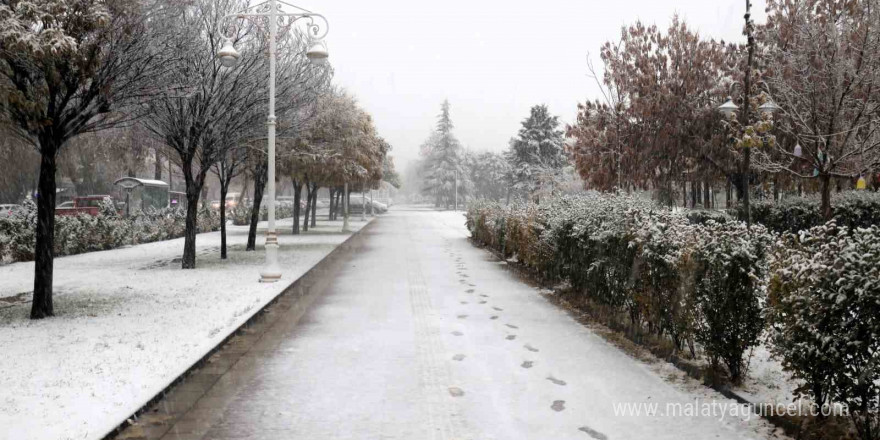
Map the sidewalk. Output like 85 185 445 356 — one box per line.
0 217 371 440
119 208 789 440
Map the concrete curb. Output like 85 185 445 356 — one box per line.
103 219 378 440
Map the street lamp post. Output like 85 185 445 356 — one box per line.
716 0 779 229
218 0 329 283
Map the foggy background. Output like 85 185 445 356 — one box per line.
324 0 768 169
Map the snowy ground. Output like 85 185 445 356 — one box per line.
0 214 369 440
146 208 790 440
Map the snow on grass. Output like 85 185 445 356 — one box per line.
0 216 370 440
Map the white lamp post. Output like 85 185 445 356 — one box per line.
218 0 329 283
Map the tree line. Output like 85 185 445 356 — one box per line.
567 0 880 217
0 0 394 319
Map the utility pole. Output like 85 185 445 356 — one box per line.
742 0 755 228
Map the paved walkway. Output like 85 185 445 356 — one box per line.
134 208 784 440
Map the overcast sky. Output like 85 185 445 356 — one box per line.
312 0 768 169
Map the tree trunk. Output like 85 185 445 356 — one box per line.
219 183 228 259
692 181 698 208
247 162 268 251
302 181 311 232
182 189 200 269
31 147 58 319
682 181 688 207
327 188 335 220
742 147 751 226
820 173 832 220
292 180 302 235
726 181 732 209
773 176 779 202
703 181 711 209
154 149 163 181
310 184 318 227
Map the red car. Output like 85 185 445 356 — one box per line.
56 196 116 216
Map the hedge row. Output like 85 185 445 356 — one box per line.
742 191 880 233
467 194 770 383
230 203 295 226
467 194 880 439
0 199 220 263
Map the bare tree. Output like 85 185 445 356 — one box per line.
212 143 247 259
0 0 173 318
756 0 880 218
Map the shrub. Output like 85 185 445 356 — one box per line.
230 202 294 226
745 191 880 233
768 222 880 440
0 201 221 263
691 221 771 383
467 194 772 382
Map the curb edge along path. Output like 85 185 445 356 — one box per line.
109 218 375 440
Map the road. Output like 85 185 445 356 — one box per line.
141 208 784 440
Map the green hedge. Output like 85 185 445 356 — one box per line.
742 191 880 233
0 199 220 263
467 194 769 383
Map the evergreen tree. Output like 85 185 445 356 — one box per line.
421 100 465 208
505 105 567 201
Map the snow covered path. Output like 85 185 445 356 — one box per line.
0 214 370 440
147 208 786 440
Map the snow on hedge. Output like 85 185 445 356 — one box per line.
0 199 220 263
468 193 880 436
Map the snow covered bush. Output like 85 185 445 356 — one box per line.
690 220 771 384
746 191 880 233
467 194 773 384
230 202 294 226
0 198 37 262
768 222 880 439
0 201 220 263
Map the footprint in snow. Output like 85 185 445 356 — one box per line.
448 387 465 397
480 294 489 298
490 315 499 320
524 344 539 352
521 361 534 369
452 354 466 361
506 335 517 341
460 301 469 305
479 300 487 304
466 289 475 293
492 307 503 311
551 400 566 412
457 314 468 319
505 324 519 329
451 331 463 336
547 376 567 386
578 426 608 440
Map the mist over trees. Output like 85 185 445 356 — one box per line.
505 104 567 202
419 100 467 209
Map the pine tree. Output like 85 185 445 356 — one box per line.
506 105 567 201
421 100 465 209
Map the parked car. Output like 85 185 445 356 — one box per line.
0 204 22 218
55 196 117 216
57 201 74 209
348 196 388 214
